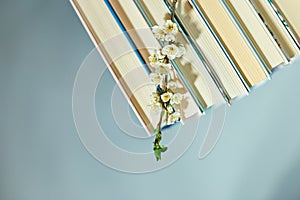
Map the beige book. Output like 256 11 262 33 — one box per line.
135 0 226 109
165 0 248 101
191 0 268 87
250 0 300 59
70 0 175 134
224 0 288 70
273 0 300 44
108 0 202 120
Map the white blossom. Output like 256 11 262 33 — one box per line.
149 102 162 113
160 92 173 103
150 72 163 85
162 44 179 60
150 92 160 103
154 63 172 75
148 50 164 67
176 45 186 58
170 93 183 105
148 53 159 67
166 104 174 114
163 20 178 35
168 111 181 125
152 25 165 41
165 34 175 42
167 81 177 90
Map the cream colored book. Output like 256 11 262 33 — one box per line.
189 0 269 87
250 0 300 59
108 0 202 119
70 0 183 134
223 0 288 70
164 0 248 101
272 0 300 45
134 0 226 109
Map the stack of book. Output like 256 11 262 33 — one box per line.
71 0 300 134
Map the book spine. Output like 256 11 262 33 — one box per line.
70 0 156 134
104 0 150 74
249 0 299 60
162 0 232 103
268 1 300 49
188 0 251 90
220 0 271 74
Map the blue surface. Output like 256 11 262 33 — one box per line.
1 0 300 200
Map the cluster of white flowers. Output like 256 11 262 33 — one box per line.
152 20 178 41
151 20 185 60
149 90 182 125
148 20 185 126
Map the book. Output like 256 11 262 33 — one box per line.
250 0 300 60
189 0 269 88
164 0 249 102
107 0 202 120
269 0 300 48
134 0 226 109
70 0 164 134
222 0 288 70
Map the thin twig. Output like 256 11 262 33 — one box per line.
171 0 178 22
156 107 164 130
155 74 168 130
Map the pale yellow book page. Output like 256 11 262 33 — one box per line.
193 0 268 87
137 0 225 108
109 0 202 120
273 0 300 42
71 0 158 133
166 0 247 100
251 0 299 59
225 0 288 69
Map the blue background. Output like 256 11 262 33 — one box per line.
1 0 300 199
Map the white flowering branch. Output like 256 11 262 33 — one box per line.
148 0 185 161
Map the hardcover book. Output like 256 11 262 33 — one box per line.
270 0 300 48
189 0 270 87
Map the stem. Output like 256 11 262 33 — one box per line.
156 74 168 130
171 0 178 22
156 108 164 130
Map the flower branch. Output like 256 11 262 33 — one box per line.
148 0 186 161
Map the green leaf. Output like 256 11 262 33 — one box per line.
153 146 168 161
161 146 168 152
154 149 162 161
